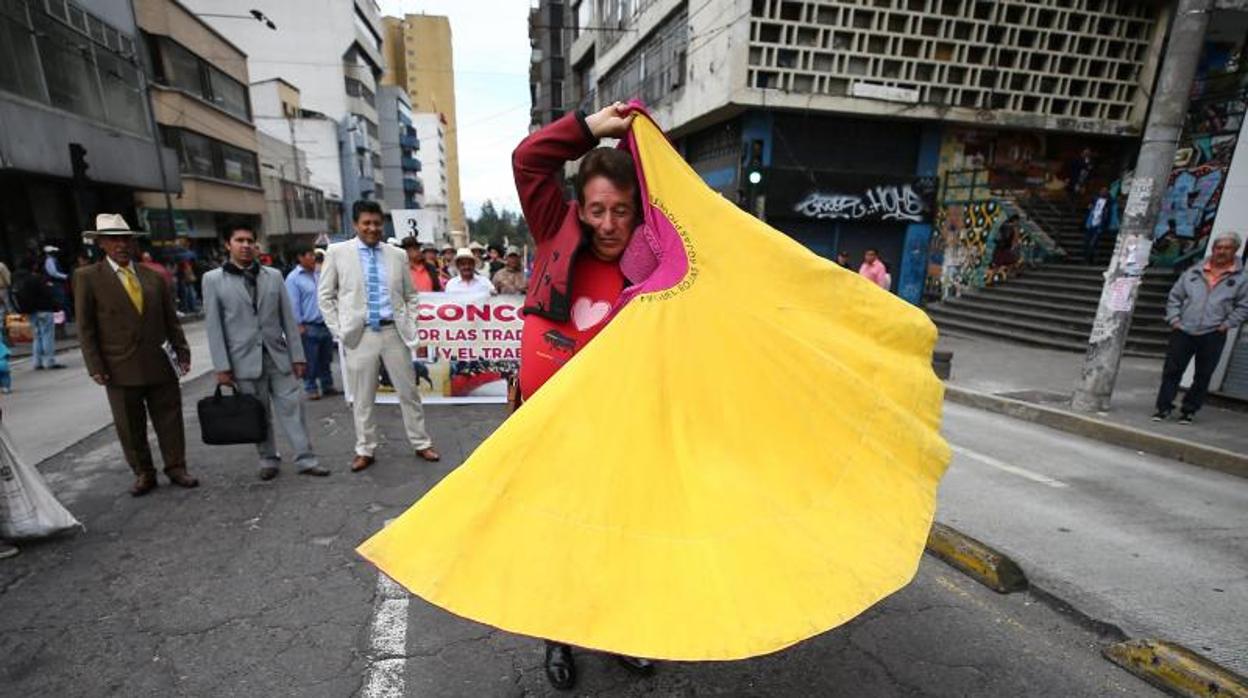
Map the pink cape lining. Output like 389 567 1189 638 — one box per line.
612 102 689 317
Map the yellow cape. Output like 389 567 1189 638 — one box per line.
358 113 950 661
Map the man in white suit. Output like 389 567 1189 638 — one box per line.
317 201 440 472
204 225 328 480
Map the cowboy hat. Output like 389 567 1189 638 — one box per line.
454 247 476 262
83 213 146 240
505 245 521 257
467 241 485 251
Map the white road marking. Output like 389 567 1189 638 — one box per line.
950 444 1069 489
362 521 410 698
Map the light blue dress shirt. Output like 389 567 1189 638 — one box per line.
284 266 323 324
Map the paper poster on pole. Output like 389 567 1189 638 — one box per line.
342 293 524 405
1107 277 1140 312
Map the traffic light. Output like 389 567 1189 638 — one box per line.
69 143 89 181
745 139 764 188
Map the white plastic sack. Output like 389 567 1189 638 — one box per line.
0 424 81 539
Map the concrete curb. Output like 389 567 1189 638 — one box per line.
1104 639 1248 698
925 522 1028 593
944 385 1248 479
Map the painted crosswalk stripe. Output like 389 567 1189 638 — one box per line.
951 444 1069 489
362 521 409 697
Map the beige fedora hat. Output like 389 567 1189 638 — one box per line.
83 213 146 240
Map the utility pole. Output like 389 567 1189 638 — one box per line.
1071 0 1212 412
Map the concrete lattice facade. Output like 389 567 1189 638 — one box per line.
746 0 1166 131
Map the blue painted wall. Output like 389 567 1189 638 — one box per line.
898 123 942 305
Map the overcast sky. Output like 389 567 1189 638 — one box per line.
378 0 531 219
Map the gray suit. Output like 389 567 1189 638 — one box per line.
204 266 305 378
203 265 317 470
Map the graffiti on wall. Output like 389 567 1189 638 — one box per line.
925 199 1059 300
793 183 931 222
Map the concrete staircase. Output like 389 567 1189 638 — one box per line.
927 197 1175 358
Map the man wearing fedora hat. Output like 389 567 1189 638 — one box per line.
445 248 495 295
75 213 198 496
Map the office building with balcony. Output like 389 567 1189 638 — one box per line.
381 13 465 231
134 0 264 247
529 0 570 129
250 78 344 243
186 0 388 236
411 112 450 238
378 86 425 217
257 130 328 256
0 0 179 265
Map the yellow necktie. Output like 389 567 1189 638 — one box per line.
120 266 143 313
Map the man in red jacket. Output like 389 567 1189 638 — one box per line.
512 101 655 690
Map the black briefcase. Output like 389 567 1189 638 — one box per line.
197 384 268 445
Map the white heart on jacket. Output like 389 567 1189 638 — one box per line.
571 297 611 331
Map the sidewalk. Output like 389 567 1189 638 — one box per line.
938 332 1248 459
7 312 204 360
1 322 213 466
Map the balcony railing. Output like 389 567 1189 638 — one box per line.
403 176 424 194
401 156 422 172
400 132 419 149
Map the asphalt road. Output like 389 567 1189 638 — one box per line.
939 402 1248 677
0 379 1163 696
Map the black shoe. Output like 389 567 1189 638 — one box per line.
614 654 656 677
321 388 342 397
1178 412 1194 425
544 642 576 691
298 465 331 477
259 466 279 481
1151 410 1170 422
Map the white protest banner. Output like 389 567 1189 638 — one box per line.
346 293 525 406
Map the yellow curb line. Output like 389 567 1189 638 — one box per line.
925 522 1027 594
1104 639 1248 698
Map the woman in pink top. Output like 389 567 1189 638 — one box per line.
858 248 890 290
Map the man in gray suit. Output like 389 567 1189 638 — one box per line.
204 225 329 480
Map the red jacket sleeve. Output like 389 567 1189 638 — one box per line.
512 111 598 243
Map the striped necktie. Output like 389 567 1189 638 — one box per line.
366 247 381 331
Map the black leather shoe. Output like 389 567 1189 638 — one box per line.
259 466 279 481
544 641 576 691
614 654 656 677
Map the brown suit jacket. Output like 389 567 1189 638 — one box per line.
75 260 190 386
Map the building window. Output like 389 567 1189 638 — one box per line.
345 76 377 107
574 0 590 38
599 9 687 108
31 8 106 121
0 2 49 102
209 66 249 119
162 126 260 186
150 35 252 121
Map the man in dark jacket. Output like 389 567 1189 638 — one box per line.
16 261 64 370
1153 232 1248 424
512 101 655 690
